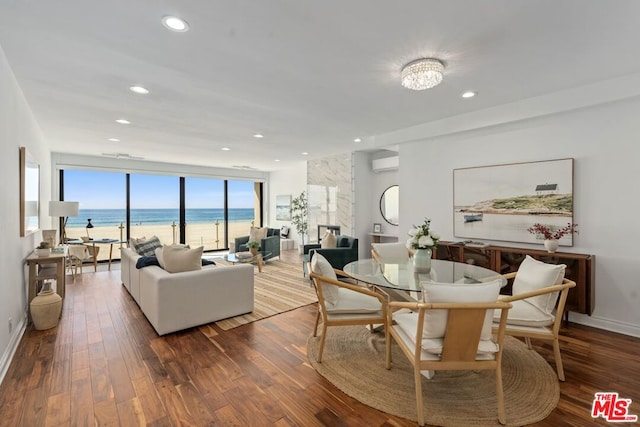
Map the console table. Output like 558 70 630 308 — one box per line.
434 241 595 316
26 250 67 323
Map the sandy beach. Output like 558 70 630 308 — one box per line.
65 221 255 262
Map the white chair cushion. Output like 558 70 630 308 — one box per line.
495 299 555 327
162 245 203 273
310 253 340 305
321 231 337 249
513 255 565 314
325 288 381 314
372 242 409 263
421 280 501 340
394 312 499 357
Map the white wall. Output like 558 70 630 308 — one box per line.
353 151 399 259
398 96 640 337
267 162 307 248
0 46 51 381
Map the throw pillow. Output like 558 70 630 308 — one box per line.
321 231 337 249
249 227 268 242
421 280 501 340
512 255 566 314
310 253 340 306
202 259 216 266
337 236 350 248
280 226 290 238
135 256 161 269
132 236 162 256
162 246 204 273
155 244 191 269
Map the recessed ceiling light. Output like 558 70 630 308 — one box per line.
129 85 149 95
301 152 309 156
253 134 264 138
461 91 476 98
108 138 120 142
354 138 362 143
161 16 189 32
221 147 230 151
115 119 131 125
274 159 280 162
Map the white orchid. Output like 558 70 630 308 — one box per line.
407 218 439 250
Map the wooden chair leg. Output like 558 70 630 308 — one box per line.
317 323 328 363
553 338 566 381
525 337 533 349
313 310 320 337
385 328 392 370
496 364 506 424
414 367 425 426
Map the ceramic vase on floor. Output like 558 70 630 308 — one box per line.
544 239 559 253
30 282 62 330
413 248 432 273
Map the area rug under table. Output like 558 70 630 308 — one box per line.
308 326 559 426
214 259 317 330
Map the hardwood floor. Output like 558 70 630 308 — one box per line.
1 252 639 426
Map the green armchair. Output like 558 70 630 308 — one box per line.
303 235 359 276
235 228 280 261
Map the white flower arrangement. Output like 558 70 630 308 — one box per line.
406 218 440 250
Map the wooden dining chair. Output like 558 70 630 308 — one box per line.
492 255 576 381
308 253 389 363
371 242 413 263
82 244 100 272
386 280 511 426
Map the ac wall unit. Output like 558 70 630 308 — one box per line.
372 156 399 173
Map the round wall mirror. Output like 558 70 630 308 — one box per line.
380 185 399 226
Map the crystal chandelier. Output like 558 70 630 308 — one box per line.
401 58 445 90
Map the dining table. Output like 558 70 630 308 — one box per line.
342 258 506 300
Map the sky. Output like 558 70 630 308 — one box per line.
63 170 256 209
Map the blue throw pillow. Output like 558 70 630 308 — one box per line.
136 256 161 269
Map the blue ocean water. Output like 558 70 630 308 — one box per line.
66 208 255 228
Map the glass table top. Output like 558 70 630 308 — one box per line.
224 252 272 263
342 259 506 293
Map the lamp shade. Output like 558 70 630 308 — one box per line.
49 201 79 217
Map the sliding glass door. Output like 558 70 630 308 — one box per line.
184 177 226 250
129 174 180 245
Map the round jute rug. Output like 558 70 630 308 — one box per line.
307 327 559 426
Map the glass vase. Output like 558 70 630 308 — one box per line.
413 248 432 273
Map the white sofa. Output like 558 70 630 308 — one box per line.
120 247 254 335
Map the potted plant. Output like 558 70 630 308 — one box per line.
527 222 578 253
35 241 52 257
406 218 440 273
247 240 260 255
290 191 308 253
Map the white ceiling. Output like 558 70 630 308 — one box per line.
1 1 640 171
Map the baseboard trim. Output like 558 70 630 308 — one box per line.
0 314 27 386
570 313 640 338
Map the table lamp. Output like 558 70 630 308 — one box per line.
86 218 94 239
49 201 79 244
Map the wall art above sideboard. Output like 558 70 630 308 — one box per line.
453 158 574 246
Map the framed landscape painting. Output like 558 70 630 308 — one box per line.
276 195 291 221
453 158 574 245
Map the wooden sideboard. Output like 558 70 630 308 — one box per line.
434 241 595 315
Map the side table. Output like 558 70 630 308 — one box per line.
26 250 66 323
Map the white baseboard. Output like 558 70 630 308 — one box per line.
0 314 27 386
570 313 640 338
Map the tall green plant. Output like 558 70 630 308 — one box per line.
290 191 308 245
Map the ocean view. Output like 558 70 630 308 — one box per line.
66 208 256 228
